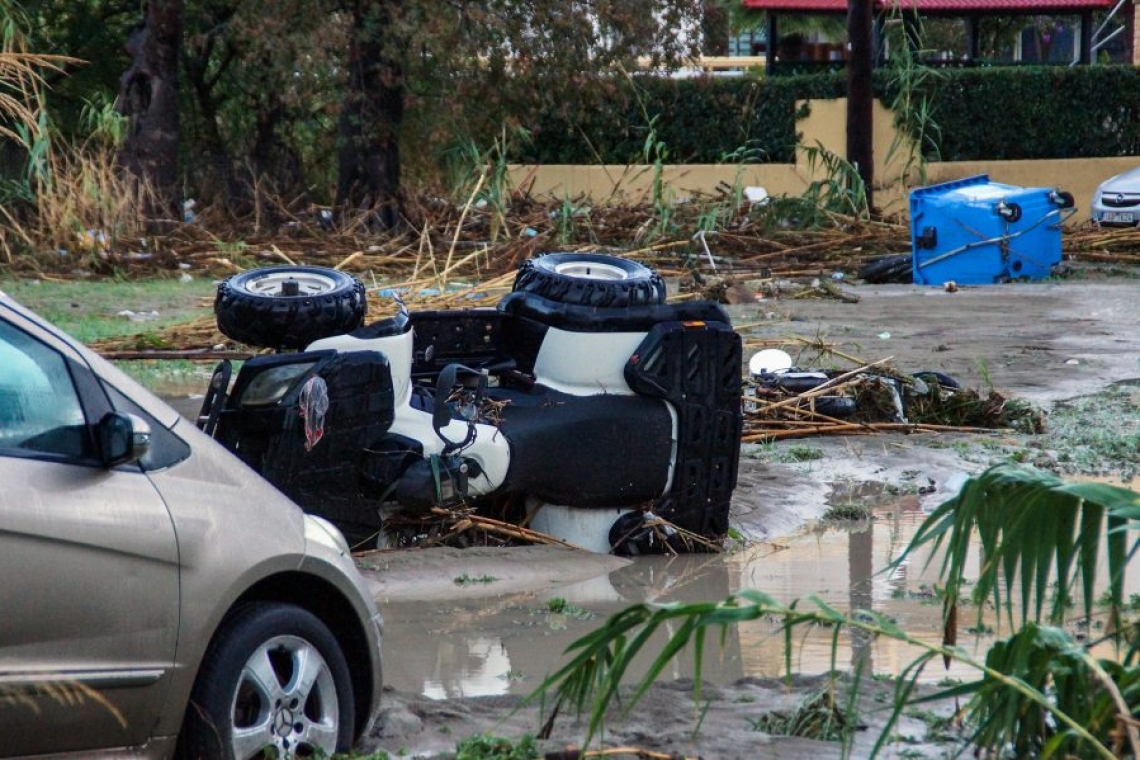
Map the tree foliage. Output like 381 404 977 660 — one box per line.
10 0 707 217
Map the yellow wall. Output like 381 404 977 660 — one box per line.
507 97 1134 222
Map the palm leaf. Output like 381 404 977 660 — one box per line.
892 463 1140 633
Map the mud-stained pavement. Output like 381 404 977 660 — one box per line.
354 277 1140 758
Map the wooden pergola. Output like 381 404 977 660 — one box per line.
742 0 1127 72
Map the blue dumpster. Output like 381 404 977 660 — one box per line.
909 175 1074 285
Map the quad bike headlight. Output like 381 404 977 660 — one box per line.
239 362 316 406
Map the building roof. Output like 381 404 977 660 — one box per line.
743 0 1112 13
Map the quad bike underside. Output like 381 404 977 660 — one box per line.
201 254 743 554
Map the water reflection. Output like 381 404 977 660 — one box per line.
164 383 1136 699
379 504 1008 698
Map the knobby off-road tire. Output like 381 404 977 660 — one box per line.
859 254 913 284
215 266 366 350
513 252 666 307
177 602 355 760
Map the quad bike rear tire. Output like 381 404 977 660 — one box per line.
513 252 666 307
215 266 367 349
859 254 913 284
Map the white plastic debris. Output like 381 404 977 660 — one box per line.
118 310 161 322
748 349 793 376
744 186 770 205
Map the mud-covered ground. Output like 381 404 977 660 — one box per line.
357 276 1140 759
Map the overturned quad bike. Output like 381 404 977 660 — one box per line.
198 253 743 554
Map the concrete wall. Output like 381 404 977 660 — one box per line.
508 97 1137 222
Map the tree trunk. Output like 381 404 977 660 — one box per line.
117 0 183 215
700 0 729 56
846 0 874 211
336 1 404 228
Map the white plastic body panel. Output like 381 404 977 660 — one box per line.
532 327 648 396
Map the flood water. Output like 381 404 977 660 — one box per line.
161 391 1134 701
377 501 998 699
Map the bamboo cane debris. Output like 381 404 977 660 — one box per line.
742 350 1046 442
378 506 586 550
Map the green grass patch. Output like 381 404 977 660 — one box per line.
113 358 218 396
1045 383 1140 480
454 734 538 760
454 573 498 586
544 597 592 619
742 443 826 464
822 502 872 521
1 276 214 344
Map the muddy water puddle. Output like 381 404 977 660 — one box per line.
379 502 1004 699
160 395 1135 700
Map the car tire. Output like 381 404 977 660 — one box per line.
513 252 666 307
215 266 366 350
859 254 913 284
177 602 355 760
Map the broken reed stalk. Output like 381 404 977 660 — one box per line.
97 349 250 361
751 358 893 417
445 171 487 286
428 507 585 550
742 421 1001 443
642 518 721 554
789 336 870 368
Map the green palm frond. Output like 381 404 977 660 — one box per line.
532 463 1140 756
896 463 1140 636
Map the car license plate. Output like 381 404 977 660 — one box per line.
1100 211 1135 224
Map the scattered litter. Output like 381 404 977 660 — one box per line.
118 310 161 322
77 229 109 251
744 186 770 205
1066 358 1080 365
878 331 891 340
748 348 793 376
181 199 197 223
693 230 718 273
743 352 1044 443
943 280 959 292
180 273 194 283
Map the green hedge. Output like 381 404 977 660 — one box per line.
912 65 1140 160
511 73 846 165
509 65 1140 164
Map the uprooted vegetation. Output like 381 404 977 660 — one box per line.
8 192 1136 556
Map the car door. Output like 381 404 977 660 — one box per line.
0 313 179 755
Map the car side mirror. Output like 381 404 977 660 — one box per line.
98 411 151 468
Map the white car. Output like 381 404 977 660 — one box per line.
1091 166 1140 226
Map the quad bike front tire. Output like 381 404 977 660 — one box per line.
215 266 366 349
513 252 666 307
